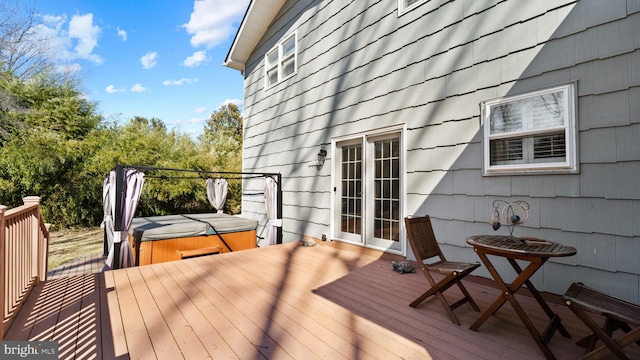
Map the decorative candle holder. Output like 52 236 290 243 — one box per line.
490 200 530 236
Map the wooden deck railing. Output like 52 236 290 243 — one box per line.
1 196 50 339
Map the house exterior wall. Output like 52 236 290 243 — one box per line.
236 0 640 301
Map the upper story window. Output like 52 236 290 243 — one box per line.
398 0 427 15
481 83 578 175
265 33 297 89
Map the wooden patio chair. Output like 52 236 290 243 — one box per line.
563 282 640 360
404 215 481 325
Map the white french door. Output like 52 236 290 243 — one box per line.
333 131 403 253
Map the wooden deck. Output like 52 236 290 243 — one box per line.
5 241 638 359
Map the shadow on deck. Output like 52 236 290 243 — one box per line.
4 241 639 359
5 273 125 359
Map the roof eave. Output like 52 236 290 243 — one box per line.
222 58 245 72
223 0 286 73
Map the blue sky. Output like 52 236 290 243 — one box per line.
31 0 250 138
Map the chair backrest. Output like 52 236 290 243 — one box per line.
404 215 445 262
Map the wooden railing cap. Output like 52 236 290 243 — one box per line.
22 196 42 205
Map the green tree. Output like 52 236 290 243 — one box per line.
197 103 243 213
198 103 243 171
0 69 28 143
0 64 104 226
92 116 218 217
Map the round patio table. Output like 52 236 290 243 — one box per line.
466 234 577 360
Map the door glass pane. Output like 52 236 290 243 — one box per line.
373 138 400 242
341 144 362 235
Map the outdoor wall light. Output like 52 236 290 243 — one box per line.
318 146 327 161
308 145 327 169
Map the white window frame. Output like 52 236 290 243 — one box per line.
264 32 297 89
481 82 578 175
398 0 428 16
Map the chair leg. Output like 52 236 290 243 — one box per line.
583 328 640 360
566 302 632 360
455 280 480 312
436 290 461 325
409 288 462 325
410 274 476 325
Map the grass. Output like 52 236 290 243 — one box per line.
48 228 104 271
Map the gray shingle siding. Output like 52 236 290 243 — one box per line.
235 0 640 301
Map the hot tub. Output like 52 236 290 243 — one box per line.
128 213 258 265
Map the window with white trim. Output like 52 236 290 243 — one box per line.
482 83 578 175
398 0 427 15
265 33 297 88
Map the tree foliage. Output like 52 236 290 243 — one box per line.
0 5 244 228
199 103 243 171
198 103 244 212
0 81 244 229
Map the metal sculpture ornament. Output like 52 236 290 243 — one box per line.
490 200 530 236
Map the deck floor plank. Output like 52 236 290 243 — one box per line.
27 277 70 342
124 267 184 360
110 268 157 360
349 261 533 348
210 252 381 360
203 248 362 360
6 241 640 359
100 271 129 360
164 259 278 359
212 243 433 359
4 279 47 341
137 263 214 359
171 254 299 360
319 260 537 359
148 262 239 359
53 275 85 360
73 274 103 360
212 244 433 359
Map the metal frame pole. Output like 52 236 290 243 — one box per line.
113 164 124 269
277 173 282 244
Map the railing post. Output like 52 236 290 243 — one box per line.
42 224 51 281
1 204 7 339
22 197 41 284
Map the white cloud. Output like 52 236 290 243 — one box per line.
220 98 243 108
183 0 250 49
36 12 103 65
183 51 207 67
131 84 147 92
105 85 125 93
163 78 199 86
117 26 127 41
68 14 103 64
193 106 207 113
140 52 158 69
42 14 66 29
